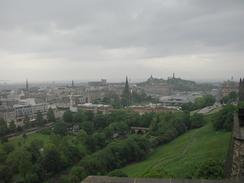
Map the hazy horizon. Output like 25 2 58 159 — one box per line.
0 75 239 85
0 0 243 82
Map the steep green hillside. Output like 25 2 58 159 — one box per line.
121 123 231 178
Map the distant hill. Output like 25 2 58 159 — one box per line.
138 77 214 92
120 121 230 179
167 78 196 91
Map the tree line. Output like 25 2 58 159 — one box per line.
181 95 216 112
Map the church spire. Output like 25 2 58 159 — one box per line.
122 76 131 107
26 79 29 91
125 76 129 88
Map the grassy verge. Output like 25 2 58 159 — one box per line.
121 123 231 178
6 133 51 149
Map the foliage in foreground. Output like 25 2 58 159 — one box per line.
1 109 217 183
196 160 224 179
213 105 236 131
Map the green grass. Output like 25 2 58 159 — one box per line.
121 123 231 178
7 133 51 148
2 133 86 154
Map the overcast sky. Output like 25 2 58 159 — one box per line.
0 0 244 83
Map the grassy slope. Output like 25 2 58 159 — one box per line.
121 123 231 178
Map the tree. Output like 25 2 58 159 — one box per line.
213 105 236 131
73 110 85 123
53 122 68 136
196 160 224 179
7 148 33 179
190 113 205 129
84 111 94 121
149 112 190 144
181 102 195 112
18 150 33 181
2 143 14 154
93 113 108 130
47 108 56 122
8 121 16 132
77 129 88 143
22 133 27 140
27 139 43 163
81 121 94 134
194 95 215 109
40 147 64 176
85 132 107 152
69 166 87 181
223 91 238 104
63 145 81 165
0 118 8 137
63 110 73 123
182 95 216 112
81 135 151 175
36 111 44 126
0 165 11 183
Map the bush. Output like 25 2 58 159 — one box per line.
69 166 87 182
223 92 238 104
80 135 151 175
149 112 190 144
213 105 236 131
190 113 205 129
196 160 224 179
39 128 52 135
239 101 244 109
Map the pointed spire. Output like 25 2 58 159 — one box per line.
125 76 128 85
239 78 244 101
125 76 130 93
122 76 131 106
26 79 29 91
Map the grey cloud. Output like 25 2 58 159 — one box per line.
0 0 243 81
